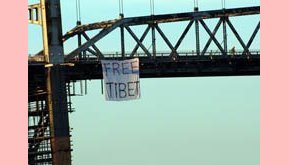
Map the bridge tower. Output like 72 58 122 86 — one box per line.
28 0 71 164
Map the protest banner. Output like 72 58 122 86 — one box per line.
101 58 140 101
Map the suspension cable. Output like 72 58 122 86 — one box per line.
119 0 124 15
150 0 155 15
194 0 198 8
75 0 81 22
78 0 81 21
75 0 79 21
222 0 226 9
194 0 199 11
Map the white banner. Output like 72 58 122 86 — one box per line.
101 58 140 101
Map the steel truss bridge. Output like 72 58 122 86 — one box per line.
28 1 260 164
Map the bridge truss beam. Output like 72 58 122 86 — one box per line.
62 6 260 62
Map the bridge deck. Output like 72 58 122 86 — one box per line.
29 54 260 102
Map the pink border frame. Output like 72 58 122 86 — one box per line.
260 1 289 165
1 0 28 164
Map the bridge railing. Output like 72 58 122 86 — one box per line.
28 50 260 63
100 50 260 57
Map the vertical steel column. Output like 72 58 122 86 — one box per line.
46 66 71 165
43 0 71 164
120 14 125 58
40 0 49 62
194 7 200 55
222 17 228 55
77 21 82 59
121 26 125 58
45 0 65 64
151 23 156 58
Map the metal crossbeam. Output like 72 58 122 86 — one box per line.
199 19 226 55
86 47 97 56
66 20 125 60
130 25 151 57
174 20 194 51
226 17 250 55
63 18 120 41
125 26 152 57
244 21 260 53
201 19 223 56
82 32 104 59
155 25 178 59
